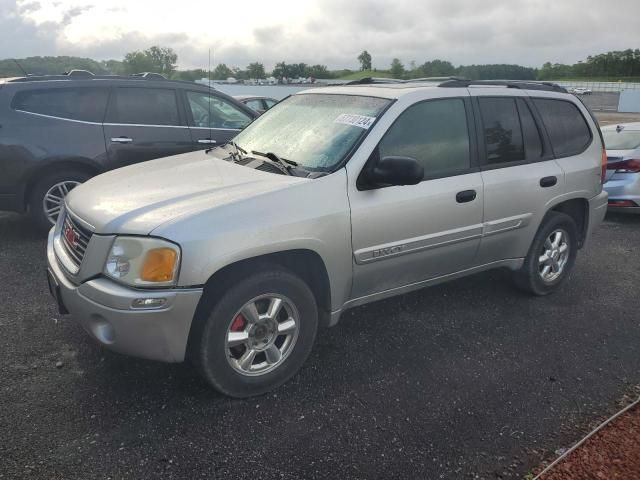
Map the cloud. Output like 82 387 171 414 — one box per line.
1 0 639 70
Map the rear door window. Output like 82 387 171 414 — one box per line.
107 87 180 126
516 98 543 160
478 97 525 165
12 87 109 123
533 98 592 157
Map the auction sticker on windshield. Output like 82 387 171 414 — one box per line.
334 113 377 129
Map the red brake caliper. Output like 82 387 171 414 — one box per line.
230 313 246 332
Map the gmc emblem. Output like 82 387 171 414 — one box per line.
63 222 79 248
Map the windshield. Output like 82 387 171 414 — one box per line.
603 130 640 150
232 93 391 171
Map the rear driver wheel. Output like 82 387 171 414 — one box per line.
514 211 578 296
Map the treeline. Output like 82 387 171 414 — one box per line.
2 47 639 82
388 58 537 80
0 56 110 77
538 49 640 79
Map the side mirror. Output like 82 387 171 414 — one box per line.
368 156 424 187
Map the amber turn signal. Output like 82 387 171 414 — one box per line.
141 248 178 282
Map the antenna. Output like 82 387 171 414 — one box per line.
13 59 28 77
208 49 213 143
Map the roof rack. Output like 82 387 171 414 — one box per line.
6 72 194 85
439 79 567 93
130 72 167 80
345 77 404 85
345 76 464 85
64 69 95 77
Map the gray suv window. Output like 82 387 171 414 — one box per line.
378 98 471 178
533 99 592 157
186 91 253 129
12 87 109 123
107 87 180 126
478 97 525 165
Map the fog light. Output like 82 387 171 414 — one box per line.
131 297 167 309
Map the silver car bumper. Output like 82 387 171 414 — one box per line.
47 230 203 362
604 172 640 213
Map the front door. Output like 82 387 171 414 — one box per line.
348 97 484 299
103 86 193 169
183 90 254 149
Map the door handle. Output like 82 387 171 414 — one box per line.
111 137 133 143
456 190 477 203
540 176 557 188
197 139 217 144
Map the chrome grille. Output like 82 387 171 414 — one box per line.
60 213 92 267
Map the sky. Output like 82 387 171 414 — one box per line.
1 0 639 70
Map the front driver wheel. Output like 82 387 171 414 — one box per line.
191 267 318 398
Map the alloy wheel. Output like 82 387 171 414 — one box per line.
538 229 570 283
42 181 81 225
225 294 300 376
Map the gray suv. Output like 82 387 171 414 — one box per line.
46 79 608 397
0 73 257 230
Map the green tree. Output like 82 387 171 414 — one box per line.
307 64 333 79
390 58 405 78
122 46 177 76
358 50 372 71
247 62 266 79
212 63 233 80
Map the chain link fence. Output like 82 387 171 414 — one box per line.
556 81 640 92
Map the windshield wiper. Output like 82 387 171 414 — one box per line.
251 150 298 170
232 141 248 155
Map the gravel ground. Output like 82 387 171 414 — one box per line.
1 209 640 480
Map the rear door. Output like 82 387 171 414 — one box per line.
183 90 254 149
348 96 484 299
103 86 192 169
471 91 565 264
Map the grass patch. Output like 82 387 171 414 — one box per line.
337 70 393 80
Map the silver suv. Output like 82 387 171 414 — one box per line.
46 79 608 397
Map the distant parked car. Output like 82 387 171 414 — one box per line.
602 122 640 212
0 72 257 230
572 87 592 95
234 95 278 114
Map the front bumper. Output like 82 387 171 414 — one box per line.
47 229 203 362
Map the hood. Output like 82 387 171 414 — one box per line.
66 150 306 235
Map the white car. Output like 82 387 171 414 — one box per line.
572 87 592 95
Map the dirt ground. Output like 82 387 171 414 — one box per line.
539 399 640 479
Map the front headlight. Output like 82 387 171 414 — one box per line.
104 237 181 287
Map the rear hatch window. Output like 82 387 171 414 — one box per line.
533 98 592 157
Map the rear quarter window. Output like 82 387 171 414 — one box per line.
533 98 592 157
12 87 109 123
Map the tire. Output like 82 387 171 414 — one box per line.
191 266 318 398
29 170 91 232
514 211 578 296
